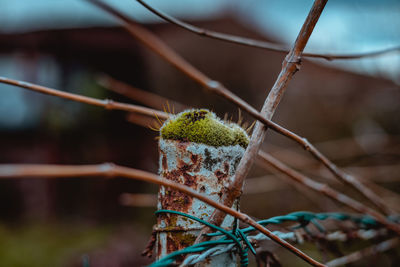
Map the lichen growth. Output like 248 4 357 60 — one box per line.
160 109 249 148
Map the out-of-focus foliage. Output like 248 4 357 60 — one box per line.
0 223 110 267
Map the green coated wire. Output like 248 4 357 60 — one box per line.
237 228 256 255
154 209 250 267
151 210 390 267
155 209 244 251
239 211 381 234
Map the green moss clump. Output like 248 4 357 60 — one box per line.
160 109 249 148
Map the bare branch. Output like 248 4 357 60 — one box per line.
85 0 211 87
0 0 389 244
1 1 395 265
206 0 329 233
0 163 326 267
97 74 188 112
326 238 399 267
126 113 160 129
85 0 392 215
0 76 169 121
137 0 400 61
306 144 393 215
257 151 400 235
1 73 391 215
119 193 157 207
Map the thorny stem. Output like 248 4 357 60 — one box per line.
137 0 400 61
0 163 326 267
202 0 329 239
85 0 393 215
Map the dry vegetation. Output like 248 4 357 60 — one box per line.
0 0 399 266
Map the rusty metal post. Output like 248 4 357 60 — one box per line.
156 138 245 265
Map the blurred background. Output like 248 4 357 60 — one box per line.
0 0 399 266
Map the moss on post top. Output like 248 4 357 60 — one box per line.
160 109 249 148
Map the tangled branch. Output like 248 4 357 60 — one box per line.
1 73 398 236
84 0 393 216
203 0 328 237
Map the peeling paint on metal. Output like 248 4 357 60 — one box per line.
156 139 244 265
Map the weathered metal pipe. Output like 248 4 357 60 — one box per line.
156 109 249 266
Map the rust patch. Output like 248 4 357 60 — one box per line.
157 212 178 229
177 159 192 172
190 154 198 164
162 153 168 171
166 234 180 254
224 162 230 174
176 140 190 151
163 158 199 190
161 151 199 214
165 232 196 263
183 173 197 188
191 154 202 172
157 139 242 261
173 232 196 249
215 162 230 181
163 170 182 184
215 170 226 180
193 164 201 173
160 189 192 212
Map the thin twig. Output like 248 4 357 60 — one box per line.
85 0 392 215
257 151 400 235
245 170 400 214
267 144 400 212
126 113 160 129
136 0 400 61
306 145 393 215
0 163 326 267
97 74 188 112
204 0 329 235
0 76 169 121
119 193 157 207
1 75 395 263
325 238 399 267
0 73 391 215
